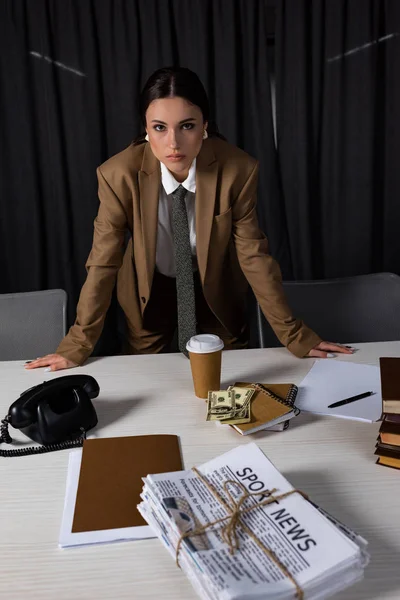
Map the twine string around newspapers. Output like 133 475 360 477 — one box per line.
175 467 309 600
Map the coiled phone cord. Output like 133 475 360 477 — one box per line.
0 415 86 457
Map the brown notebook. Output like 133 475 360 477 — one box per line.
379 357 400 415
374 445 400 460
379 417 400 445
375 440 400 455
376 455 400 470
72 435 183 533
230 382 299 435
379 432 400 446
384 413 400 424
380 415 400 433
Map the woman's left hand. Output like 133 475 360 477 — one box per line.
306 341 354 359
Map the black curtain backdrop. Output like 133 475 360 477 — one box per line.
276 0 400 279
0 0 287 354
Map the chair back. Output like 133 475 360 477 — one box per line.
257 272 400 348
0 289 67 360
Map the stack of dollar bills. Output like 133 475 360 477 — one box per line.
206 387 255 425
138 443 369 600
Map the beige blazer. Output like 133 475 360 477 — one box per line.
57 138 321 364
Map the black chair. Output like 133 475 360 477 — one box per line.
257 272 400 348
0 289 67 360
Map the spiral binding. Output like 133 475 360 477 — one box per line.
250 383 301 416
0 415 86 457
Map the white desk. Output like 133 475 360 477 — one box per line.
1 343 400 600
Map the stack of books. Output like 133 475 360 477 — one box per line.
138 443 369 600
376 357 400 470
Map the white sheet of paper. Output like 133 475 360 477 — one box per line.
59 450 154 548
296 360 382 422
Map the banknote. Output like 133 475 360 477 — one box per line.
218 387 255 425
206 390 235 421
219 406 251 425
228 386 255 414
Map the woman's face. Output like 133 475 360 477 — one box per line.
145 96 207 182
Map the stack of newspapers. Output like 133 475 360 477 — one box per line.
138 443 369 600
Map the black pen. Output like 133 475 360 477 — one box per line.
328 391 375 409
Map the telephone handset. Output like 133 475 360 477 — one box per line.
0 375 99 457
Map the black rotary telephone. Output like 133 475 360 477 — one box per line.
0 375 99 457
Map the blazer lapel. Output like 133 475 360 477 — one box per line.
139 144 160 296
195 140 218 284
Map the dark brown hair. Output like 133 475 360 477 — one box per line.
133 66 224 144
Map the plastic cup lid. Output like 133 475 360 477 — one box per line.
186 334 224 354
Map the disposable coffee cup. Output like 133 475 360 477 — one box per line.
186 334 224 399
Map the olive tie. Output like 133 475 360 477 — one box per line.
171 185 197 356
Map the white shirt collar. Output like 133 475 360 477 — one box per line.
160 158 196 195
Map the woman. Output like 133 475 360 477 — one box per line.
26 66 352 372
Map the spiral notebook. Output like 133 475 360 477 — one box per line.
229 382 299 435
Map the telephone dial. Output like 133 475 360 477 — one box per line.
0 375 99 457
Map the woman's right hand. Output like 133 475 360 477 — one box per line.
24 354 78 372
